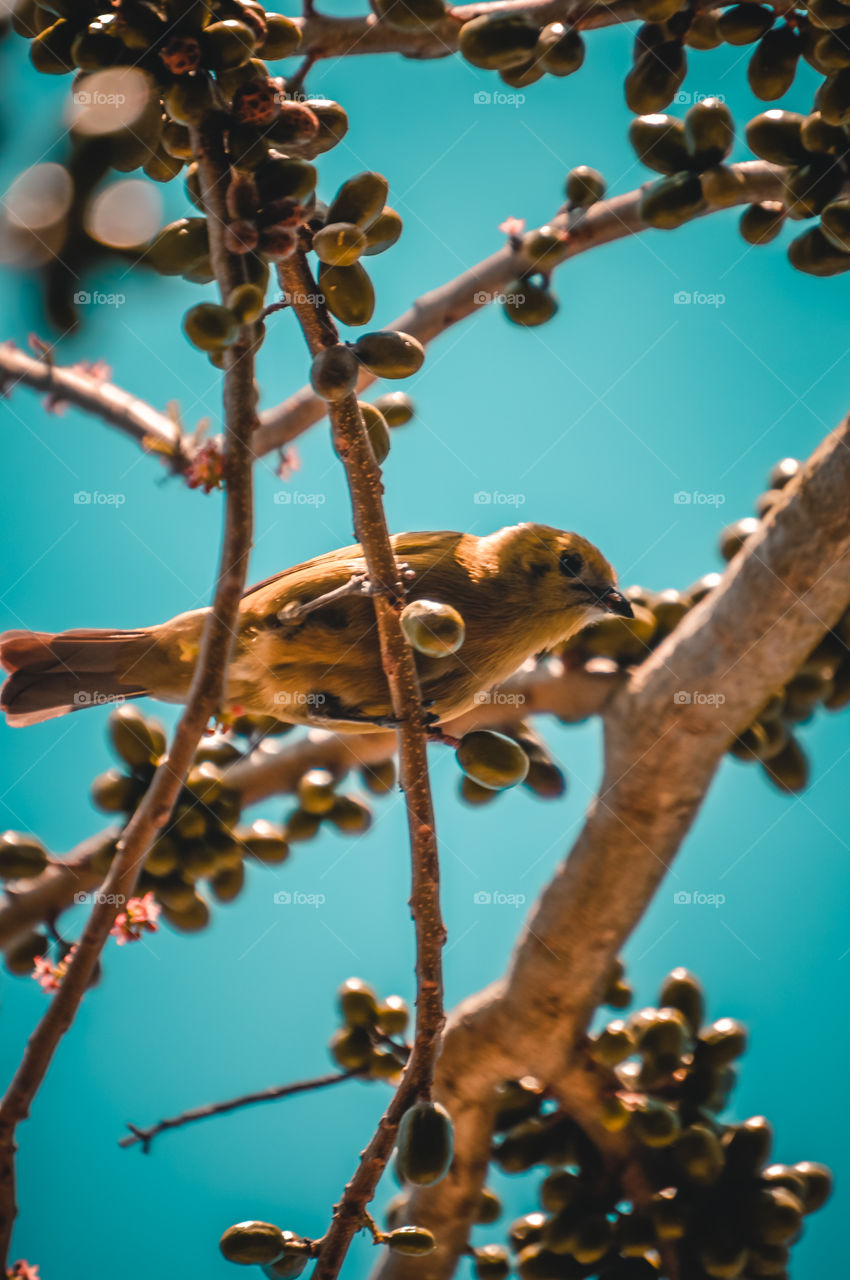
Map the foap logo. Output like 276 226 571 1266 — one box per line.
74 891 126 906
273 890 326 907
673 890 726 908
74 491 126 506
272 691 326 709
73 290 125 308
473 90 525 107
73 90 127 107
273 490 326 506
473 290 525 307
673 690 726 706
473 491 526 507
674 91 725 106
673 491 726 507
473 890 526 908
472 690 526 707
73 691 123 707
673 289 726 308
279 289 325 307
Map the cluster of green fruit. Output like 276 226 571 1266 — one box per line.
717 456 850 791
631 99 741 231
502 167 607 329
464 965 831 1280
565 454 850 794
328 975 410 1081
456 723 567 808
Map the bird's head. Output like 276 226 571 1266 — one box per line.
483 523 633 630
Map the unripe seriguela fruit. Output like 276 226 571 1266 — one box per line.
309 344 360 401
396 1100 454 1185
401 599 465 657
456 730 530 790
219 1221 286 1265
352 330 425 378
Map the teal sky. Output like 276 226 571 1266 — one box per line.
0 6 848 1278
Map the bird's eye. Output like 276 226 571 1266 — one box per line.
559 551 583 578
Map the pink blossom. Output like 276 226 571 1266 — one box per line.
31 947 76 993
8 1261 40 1280
110 893 161 946
185 439 225 492
498 216 526 238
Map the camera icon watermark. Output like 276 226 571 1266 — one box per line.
673 690 726 706
673 491 726 507
73 90 126 106
673 290 726 308
73 691 123 706
472 690 526 707
674 91 725 106
74 491 126 506
473 90 525 107
673 889 726 908
74 891 126 906
272 691 327 708
473 490 526 507
273 490 326 506
473 290 525 307
473 890 526 908
273 890 326 907
73 290 125 308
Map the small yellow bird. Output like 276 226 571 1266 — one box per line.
0 523 631 730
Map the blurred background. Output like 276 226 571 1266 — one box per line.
0 3 847 1277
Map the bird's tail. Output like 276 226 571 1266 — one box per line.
0 628 154 727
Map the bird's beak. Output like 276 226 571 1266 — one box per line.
601 587 634 618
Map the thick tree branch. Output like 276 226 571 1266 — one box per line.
119 1070 357 1152
0 342 191 471
375 411 850 1280
0 122 259 1269
278 249 446 1280
257 162 785 455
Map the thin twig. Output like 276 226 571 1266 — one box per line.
256 161 786 455
120 1070 358 1152
0 118 259 1269
278 249 446 1280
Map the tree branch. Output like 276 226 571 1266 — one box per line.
257 162 786 455
119 1070 358 1152
0 342 192 472
277 249 445 1280
374 410 850 1280
0 121 259 1269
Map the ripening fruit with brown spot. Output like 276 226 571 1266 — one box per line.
401 599 466 658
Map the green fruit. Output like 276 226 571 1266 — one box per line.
821 197 850 250
296 767 336 815
718 4 774 44
745 109 808 163
740 201 785 244
503 281 558 326
459 775 499 805
508 1213 546 1253
801 110 847 152
327 795 373 834
817 67 850 123
401 599 465 657
373 391 414 426
652 588 688 635
625 41 687 114
631 1097 680 1147
109 704 165 767
318 262 375 327
473 1244 511 1280
814 27 850 69
200 19 256 70
144 218 209 276
722 1115 773 1175
358 402 391 464
639 172 705 229
30 18 75 73
397 1101 454 1186
326 171 388 229
330 1025 372 1070
295 99 349 157
789 225 850 275
238 820 290 864
633 0 684 18
674 1123 725 1184
651 1187 687 1240
684 97 734 168
219 1221 286 1265
183 302 239 351
456 730 530 789
387 1227 436 1256
590 1019 634 1066
785 154 844 217
752 1187 804 1244
227 282 265 323
360 758 397 794
164 74 214 126
4 929 49 975
376 994 409 1035
0 831 49 879
566 165 606 207
748 25 800 99
522 226 567 271
255 154 317 202
261 13 301 59
686 11 722 48
260 1234 310 1279
91 768 142 813
309 344 360 401
629 113 690 174
809 0 850 30
699 1241 749 1279
363 208 403 255
338 976 379 1026
697 1016 747 1065
352 330 425 378
458 13 540 70
371 0 447 30
793 1160 833 1212
539 1168 581 1213
659 966 704 1032
599 1093 631 1131
499 56 544 89
719 516 759 560
538 22 585 76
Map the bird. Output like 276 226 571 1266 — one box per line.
0 523 632 731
